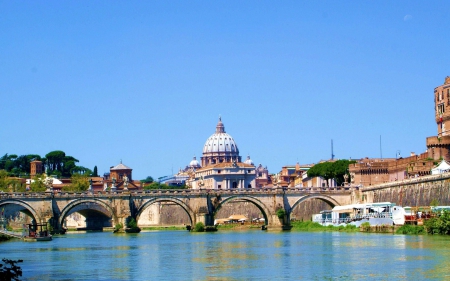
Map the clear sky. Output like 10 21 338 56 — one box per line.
1 1 449 180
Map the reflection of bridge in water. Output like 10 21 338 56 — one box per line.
0 187 355 232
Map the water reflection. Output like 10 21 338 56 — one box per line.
1 231 450 280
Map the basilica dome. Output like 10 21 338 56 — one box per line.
201 117 241 166
189 156 201 169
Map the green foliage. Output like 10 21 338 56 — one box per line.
29 174 47 192
0 258 23 281
92 166 98 177
307 159 356 186
141 176 154 184
1 151 93 179
425 210 450 235
127 218 138 229
0 169 25 191
0 170 11 191
115 223 123 231
276 208 286 219
9 179 26 192
291 221 359 232
430 199 439 207
396 225 426 235
193 222 205 232
63 174 90 192
360 222 371 232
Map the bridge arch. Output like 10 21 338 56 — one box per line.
213 195 273 225
136 197 195 226
290 194 341 214
0 199 40 222
58 198 115 228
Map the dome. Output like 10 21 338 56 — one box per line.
202 117 239 154
189 156 201 168
244 155 254 165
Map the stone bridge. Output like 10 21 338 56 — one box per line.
0 187 355 232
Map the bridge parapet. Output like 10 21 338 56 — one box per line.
1 187 354 200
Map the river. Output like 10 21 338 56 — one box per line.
1 230 450 280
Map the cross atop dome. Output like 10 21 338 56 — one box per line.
215 116 226 133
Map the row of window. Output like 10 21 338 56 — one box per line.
436 88 450 102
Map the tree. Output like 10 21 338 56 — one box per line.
63 173 89 192
29 174 47 192
92 166 98 177
307 160 356 187
307 162 334 186
0 170 12 191
141 176 154 184
45 150 66 173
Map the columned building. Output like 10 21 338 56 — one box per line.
188 118 255 189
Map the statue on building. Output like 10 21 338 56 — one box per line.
123 175 129 191
44 176 53 192
111 177 117 191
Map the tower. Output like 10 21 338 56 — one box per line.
30 160 43 177
427 76 450 160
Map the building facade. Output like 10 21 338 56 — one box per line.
188 118 256 189
426 76 450 160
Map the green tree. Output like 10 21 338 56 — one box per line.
141 176 154 184
63 173 89 192
0 170 12 191
307 160 356 187
29 174 47 192
92 166 98 177
45 150 66 173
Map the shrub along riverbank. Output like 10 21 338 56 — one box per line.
291 221 359 232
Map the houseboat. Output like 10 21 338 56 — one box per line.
23 223 52 242
313 202 406 227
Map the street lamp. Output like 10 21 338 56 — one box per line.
396 150 401 181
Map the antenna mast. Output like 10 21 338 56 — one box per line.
380 135 383 159
331 139 335 160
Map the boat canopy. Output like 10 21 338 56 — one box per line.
332 202 394 213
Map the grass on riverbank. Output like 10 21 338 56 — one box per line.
141 226 186 231
291 221 359 232
216 224 263 230
395 224 426 235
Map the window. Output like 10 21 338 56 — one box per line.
218 170 221 174
438 103 445 114
218 185 221 189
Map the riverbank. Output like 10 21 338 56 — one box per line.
0 234 12 242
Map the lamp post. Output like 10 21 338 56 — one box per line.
396 150 401 181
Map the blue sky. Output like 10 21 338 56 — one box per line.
1 1 449 180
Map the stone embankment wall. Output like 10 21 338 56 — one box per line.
361 174 450 206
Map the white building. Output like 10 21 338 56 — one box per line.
188 117 256 189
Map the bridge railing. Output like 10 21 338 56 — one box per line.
0 186 352 199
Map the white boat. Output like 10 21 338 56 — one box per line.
313 202 406 227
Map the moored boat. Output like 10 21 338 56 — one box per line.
313 202 405 227
23 223 52 242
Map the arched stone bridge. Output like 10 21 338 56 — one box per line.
0 187 355 232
